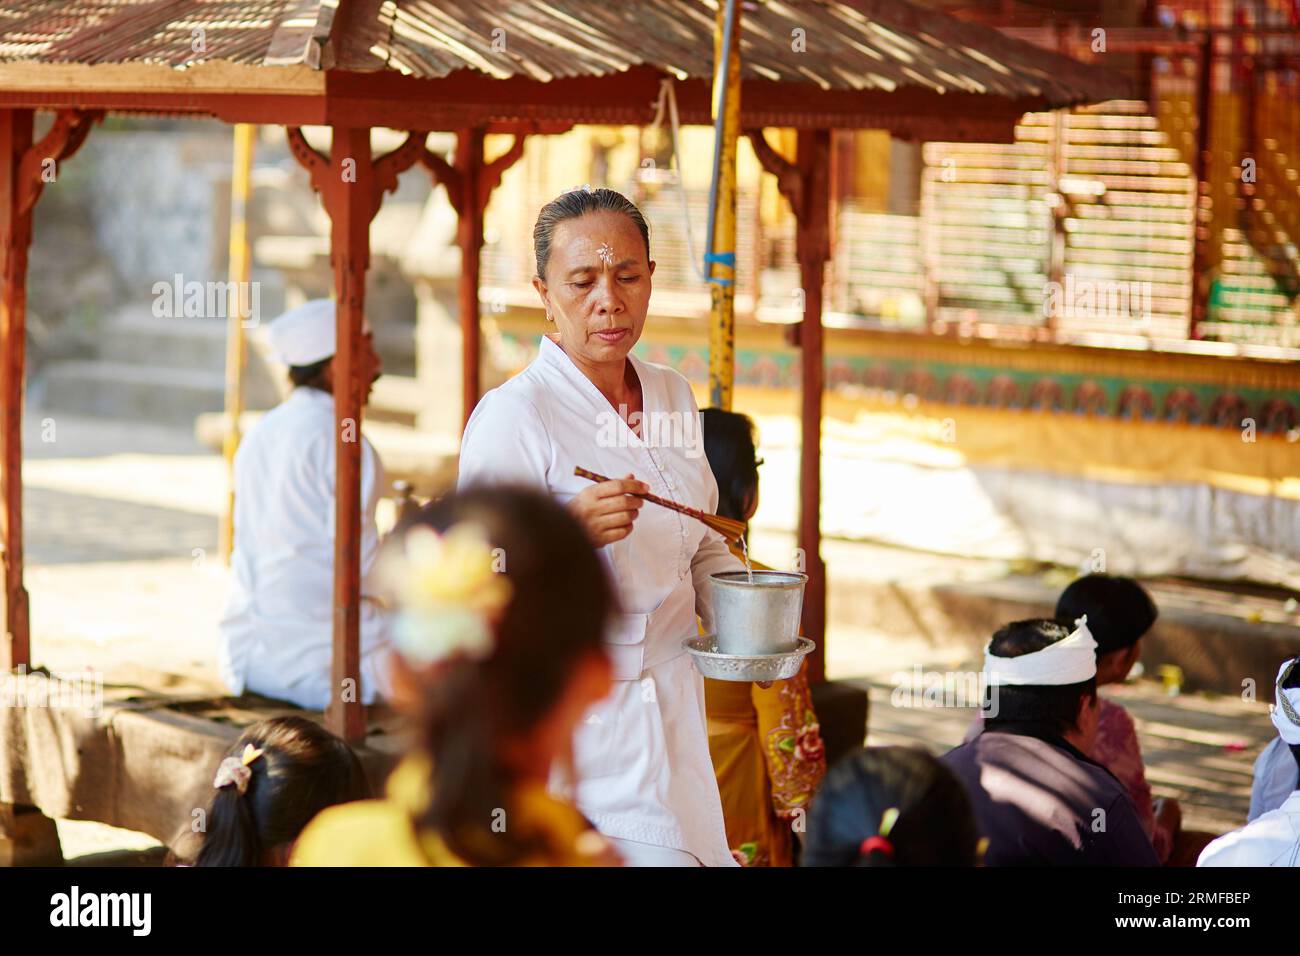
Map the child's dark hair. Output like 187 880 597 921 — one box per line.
1055 574 1158 656
532 187 650 280
701 408 760 524
189 716 369 867
982 618 1098 738
398 486 616 865
803 747 978 867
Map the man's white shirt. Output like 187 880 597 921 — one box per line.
218 386 392 708
1199 791 1300 867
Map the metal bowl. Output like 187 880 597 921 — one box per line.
682 635 815 682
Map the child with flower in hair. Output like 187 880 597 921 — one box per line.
291 486 622 866
171 715 370 866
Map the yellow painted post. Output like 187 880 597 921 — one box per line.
220 123 254 564
708 0 741 411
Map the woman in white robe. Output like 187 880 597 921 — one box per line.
457 187 744 867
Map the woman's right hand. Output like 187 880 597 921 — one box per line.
569 474 648 546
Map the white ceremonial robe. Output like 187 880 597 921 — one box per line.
457 335 744 867
1199 791 1300 866
1249 736 1299 822
219 386 393 711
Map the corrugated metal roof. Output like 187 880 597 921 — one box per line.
0 1 296 66
0 0 1128 105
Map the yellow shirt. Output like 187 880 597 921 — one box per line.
291 756 621 867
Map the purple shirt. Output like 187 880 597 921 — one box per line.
942 729 1160 866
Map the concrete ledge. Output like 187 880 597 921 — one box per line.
889 574 1300 699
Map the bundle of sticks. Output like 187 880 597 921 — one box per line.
573 466 747 544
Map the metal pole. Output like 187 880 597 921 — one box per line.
707 0 741 411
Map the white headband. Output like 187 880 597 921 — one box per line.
984 616 1098 687
1270 658 1300 745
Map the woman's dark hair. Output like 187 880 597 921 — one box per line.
1055 574 1158 657
532 187 651 280
803 747 978 867
398 486 616 865
982 618 1097 738
190 716 369 867
701 408 760 524
288 356 331 391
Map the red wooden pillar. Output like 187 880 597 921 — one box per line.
746 127 832 682
418 126 532 430
0 109 32 672
286 125 426 741
794 129 830 684
326 125 371 742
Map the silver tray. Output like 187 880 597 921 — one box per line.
682 635 815 682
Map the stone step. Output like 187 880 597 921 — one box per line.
98 313 232 372
38 360 230 428
98 310 418 377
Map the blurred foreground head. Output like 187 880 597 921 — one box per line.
384 485 616 865
803 746 978 866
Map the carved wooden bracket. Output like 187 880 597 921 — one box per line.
745 128 803 220
18 110 103 216
418 125 533 218
416 144 462 213
286 127 429 223
285 126 330 194
370 130 429 218
476 133 527 211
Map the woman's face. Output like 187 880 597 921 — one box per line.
533 209 655 367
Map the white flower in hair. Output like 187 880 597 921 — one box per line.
378 522 512 665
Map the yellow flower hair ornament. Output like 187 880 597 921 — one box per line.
378 521 513 665
213 744 265 795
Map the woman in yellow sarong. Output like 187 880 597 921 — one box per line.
700 409 827 866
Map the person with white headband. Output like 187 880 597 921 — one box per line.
1245 652 1300 825
941 617 1160 866
218 298 393 710
958 574 1191 862
1198 657 1300 866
